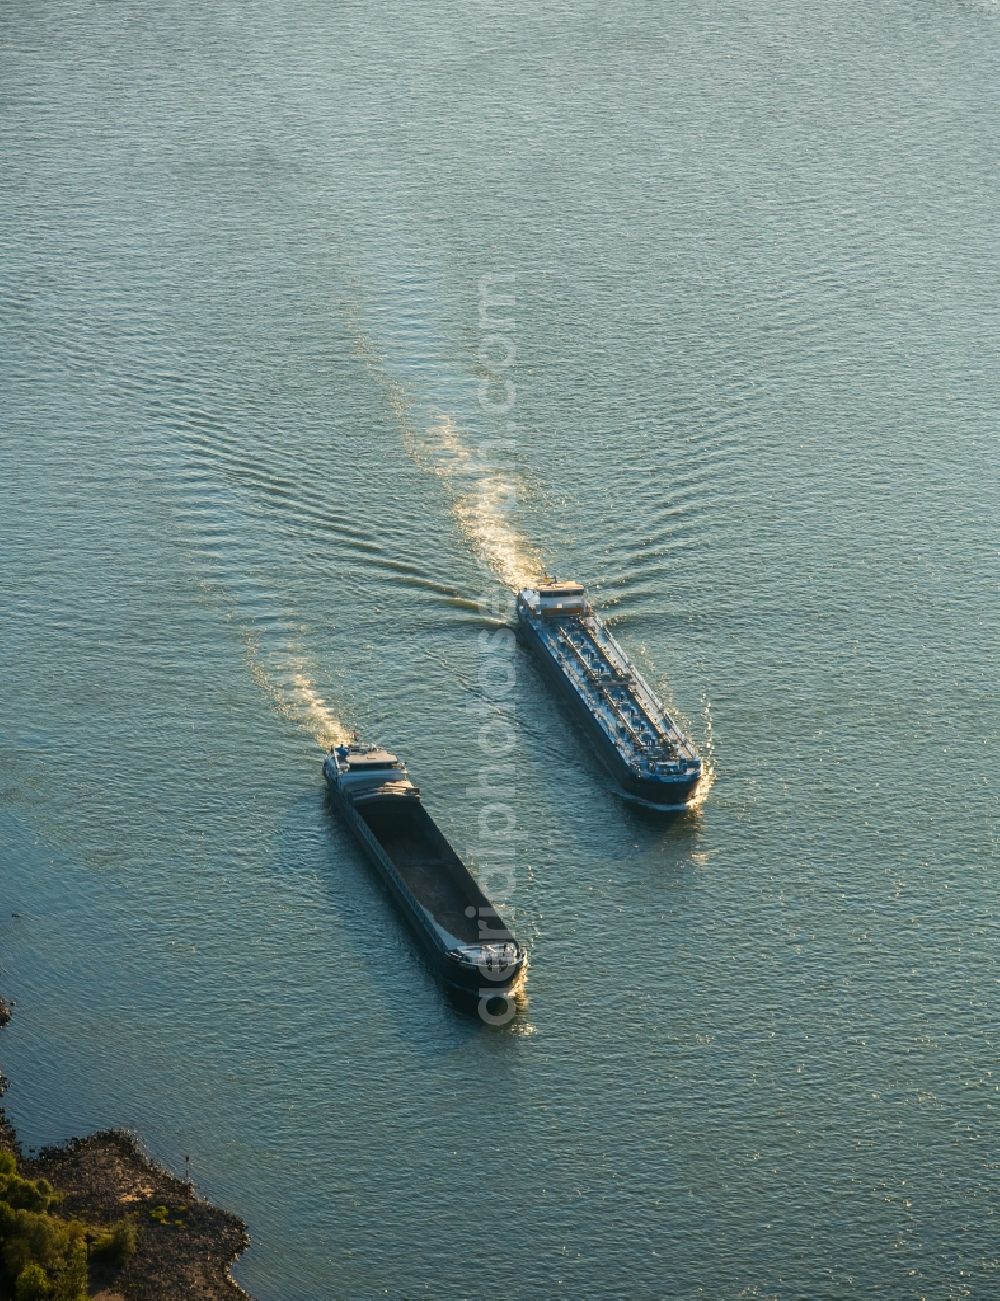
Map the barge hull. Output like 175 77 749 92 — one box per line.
325 763 523 995
517 592 701 810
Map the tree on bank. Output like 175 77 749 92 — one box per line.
0 1151 134 1299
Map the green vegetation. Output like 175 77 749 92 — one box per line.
148 1202 187 1229
0 1152 135 1300
89 1217 137 1265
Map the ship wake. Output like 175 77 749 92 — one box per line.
408 411 545 593
343 298 545 593
172 437 350 749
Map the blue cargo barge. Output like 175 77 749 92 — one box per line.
517 582 703 810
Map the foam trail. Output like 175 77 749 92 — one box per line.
245 636 350 749
343 302 545 592
173 443 350 749
410 412 545 592
290 671 350 747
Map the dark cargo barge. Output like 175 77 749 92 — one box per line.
323 742 525 996
517 581 703 810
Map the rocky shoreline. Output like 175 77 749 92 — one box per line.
0 998 251 1300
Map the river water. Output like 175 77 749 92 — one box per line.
1 2 997 1297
